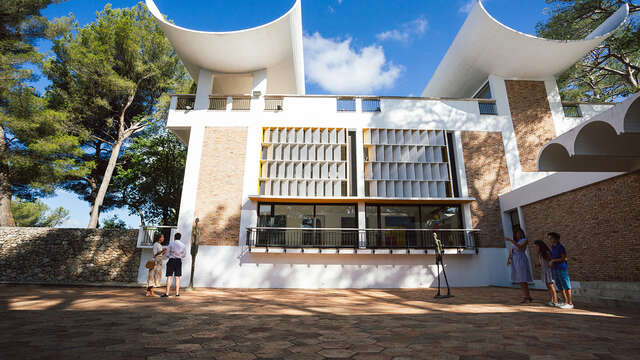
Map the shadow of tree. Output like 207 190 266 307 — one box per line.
1 286 639 359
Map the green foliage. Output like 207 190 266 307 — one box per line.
11 198 69 227
101 214 127 229
0 0 84 226
43 2 182 226
113 127 186 226
537 0 640 101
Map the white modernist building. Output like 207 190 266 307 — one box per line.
137 0 632 289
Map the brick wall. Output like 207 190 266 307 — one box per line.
194 127 248 246
505 80 556 172
0 228 140 283
521 171 640 282
461 131 511 248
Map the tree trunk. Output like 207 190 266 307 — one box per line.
0 126 16 227
88 139 124 228
137 207 145 227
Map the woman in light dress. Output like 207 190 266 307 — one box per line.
146 234 165 296
506 226 533 303
534 240 558 306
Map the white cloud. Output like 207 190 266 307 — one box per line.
303 32 403 94
376 16 428 42
459 0 481 14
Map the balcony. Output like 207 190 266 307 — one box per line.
246 227 479 253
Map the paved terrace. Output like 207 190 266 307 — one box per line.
1 286 639 360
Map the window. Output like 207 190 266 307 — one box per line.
365 204 463 230
257 203 356 229
421 205 462 229
563 104 582 117
337 98 356 112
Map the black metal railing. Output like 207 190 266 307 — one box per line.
209 97 227 110
265 97 284 111
562 104 582 117
246 227 359 249
362 98 381 112
478 101 497 115
176 96 195 110
232 96 251 110
365 229 477 250
337 98 356 112
246 228 479 251
137 226 177 248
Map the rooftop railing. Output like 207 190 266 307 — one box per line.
478 100 498 115
265 96 284 111
362 98 381 112
337 98 356 112
209 96 227 110
232 96 251 111
176 95 195 110
246 227 479 253
562 104 582 117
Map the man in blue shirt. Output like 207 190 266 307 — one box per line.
548 232 573 309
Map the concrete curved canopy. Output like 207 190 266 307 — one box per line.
538 93 640 172
422 0 629 98
146 0 305 95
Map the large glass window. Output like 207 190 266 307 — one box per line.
421 205 462 229
316 204 357 229
365 204 463 230
257 203 356 229
380 206 420 229
365 205 378 229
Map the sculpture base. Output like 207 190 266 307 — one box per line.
434 294 454 299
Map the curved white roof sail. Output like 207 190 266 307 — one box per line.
145 0 305 95
422 0 629 98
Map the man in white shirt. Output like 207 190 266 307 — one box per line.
162 233 186 297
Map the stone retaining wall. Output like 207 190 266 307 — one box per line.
0 227 141 283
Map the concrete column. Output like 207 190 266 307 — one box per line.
544 78 568 136
175 124 206 286
251 69 267 112
357 201 366 248
194 69 213 110
355 127 366 197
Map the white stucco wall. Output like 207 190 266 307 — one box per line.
191 246 510 288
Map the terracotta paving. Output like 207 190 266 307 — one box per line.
1 285 639 359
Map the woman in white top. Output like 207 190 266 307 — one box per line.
146 234 165 296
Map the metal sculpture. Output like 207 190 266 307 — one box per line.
188 218 200 289
434 233 453 298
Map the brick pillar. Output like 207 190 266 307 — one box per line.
194 127 249 246
505 80 557 172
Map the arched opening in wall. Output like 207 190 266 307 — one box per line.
624 96 640 133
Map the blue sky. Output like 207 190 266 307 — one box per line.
37 0 553 228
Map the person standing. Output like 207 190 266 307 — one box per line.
146 233 166 296
534 240 558 306
548 232 573 309
506 226 533 303
162 232 186 298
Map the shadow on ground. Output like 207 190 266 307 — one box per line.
1 285 639 360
